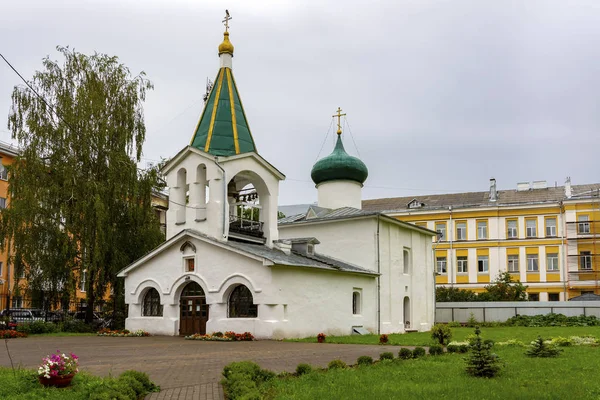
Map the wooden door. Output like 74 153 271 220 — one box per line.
179 282 208 336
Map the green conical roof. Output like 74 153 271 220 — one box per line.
311 135 368 185
190 67 256 156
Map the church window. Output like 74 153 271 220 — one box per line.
185 258 195 272
352 290 361 315
403 249 411 274
228 285 257 318
143 288 163 316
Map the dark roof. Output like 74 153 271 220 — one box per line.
362 184 600 213
278 206 378 225
569 293 600 301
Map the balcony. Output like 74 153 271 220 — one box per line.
228 215 265 243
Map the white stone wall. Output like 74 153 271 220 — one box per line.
316 180 363 210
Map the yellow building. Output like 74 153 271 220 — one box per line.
362 178 600 301
0 141 18 309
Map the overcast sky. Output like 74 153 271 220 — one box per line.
1 0 599 205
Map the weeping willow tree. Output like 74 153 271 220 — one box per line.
0 46 164 322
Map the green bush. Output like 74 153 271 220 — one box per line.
398 348 413 359
119 370 158 392
295 363 312 376
412 347 426 358
458 344 469 353
431 324 452 345
465 327 501 378
428 344 444 356
505 313 600 327
88 378 137 400
118 376 145 398
61 319 94 333
222 361 276 399
446 344 458 353
379 352 394 361
447 321 462 328
525 336 562 358
327 360 347 369
357 355 373 366
213 331 224 337
16 321 58 334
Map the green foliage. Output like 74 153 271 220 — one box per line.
467 313 478 327
2 46 164 320
464 327 501 378
61 320 95 333
398 348 413 359
379 352 394 361
295 364 312 376
327 360 347 369
222 361 275 399
436 287 478 302
458 344 469 353
428 344 444 355
119 370 158 392
431 324 453 345
525 336 562 358
16 321 58 334
412 347 426 358
357 356 374 366
446 344 459 353
505 313 600 327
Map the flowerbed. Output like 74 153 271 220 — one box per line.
185 331 254 341
97 329 150 337
0 330 27 339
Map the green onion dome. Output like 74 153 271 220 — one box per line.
311 135 368 186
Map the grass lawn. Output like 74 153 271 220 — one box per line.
263 346 600 399
287 326 600 346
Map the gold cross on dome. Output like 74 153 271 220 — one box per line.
333 107 346 135
222 10 232 32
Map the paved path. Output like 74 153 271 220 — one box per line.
0 336 402 399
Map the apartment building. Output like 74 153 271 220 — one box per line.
0 141 18 308
362 178 600 301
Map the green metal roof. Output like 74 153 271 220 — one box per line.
311 135 368 186
190 67 256 156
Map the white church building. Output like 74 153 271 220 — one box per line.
118 16 436 339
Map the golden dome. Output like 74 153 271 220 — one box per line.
218 31 234 55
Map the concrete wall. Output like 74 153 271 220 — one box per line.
436 301 600 323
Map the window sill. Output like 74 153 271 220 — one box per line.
477 272 489 275
175 222 186 226
547 270 560 273
526 271 540 273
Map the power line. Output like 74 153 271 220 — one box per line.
343 116 361 158
314 118 334 162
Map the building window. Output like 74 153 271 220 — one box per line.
580 251 592 270
403 249 411 274
578 215 590 234
547 253 559 271
507 219 518 239
526 218 537 238
11 296 23 308
352 291 361 315
80 270 87 292
477 221 487 240
228 285 257 318
143 288 163 316
527 254 539 272
548 293 560 301
457 256 468 273
185 258 195 272
435 222 446 241
528 293 539 301
0 163 6 180
0 261 2 276
545 217 557 237
477 256 489 273
456 222 467 241
507 255 519 273
0 197 6 209
307 243 314 255
436 257 447 274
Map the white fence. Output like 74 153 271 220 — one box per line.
435 301 600 323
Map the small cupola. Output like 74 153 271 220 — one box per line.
311 108 368 210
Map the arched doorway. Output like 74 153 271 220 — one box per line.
179 282 208 336
403 296 411 329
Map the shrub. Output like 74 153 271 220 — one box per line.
550 336 572 347
458 344 469 353
119 370 158 392
380 352 394 361
295 363 312 376
213 331 224 337
429 344 444 356
222 361 275 399
379 334 389 344
505 313 600 327
357 355 373 366
465 327 501 378
118 375 145 398
525 336 562 358
61 319 94 333
431 324 452 345
398 348 413 359
412 347 426 358
467 312 478 327
327 360 347 369
446 344 458 353
448 321 461 328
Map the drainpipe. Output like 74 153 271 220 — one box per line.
376 215 381 335
559 201 568 299
448 206 453 288
214 157 228 239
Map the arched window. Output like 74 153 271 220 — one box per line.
143 288 163 317
403 249 411 274
228 285 257 318
352 291 361 315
